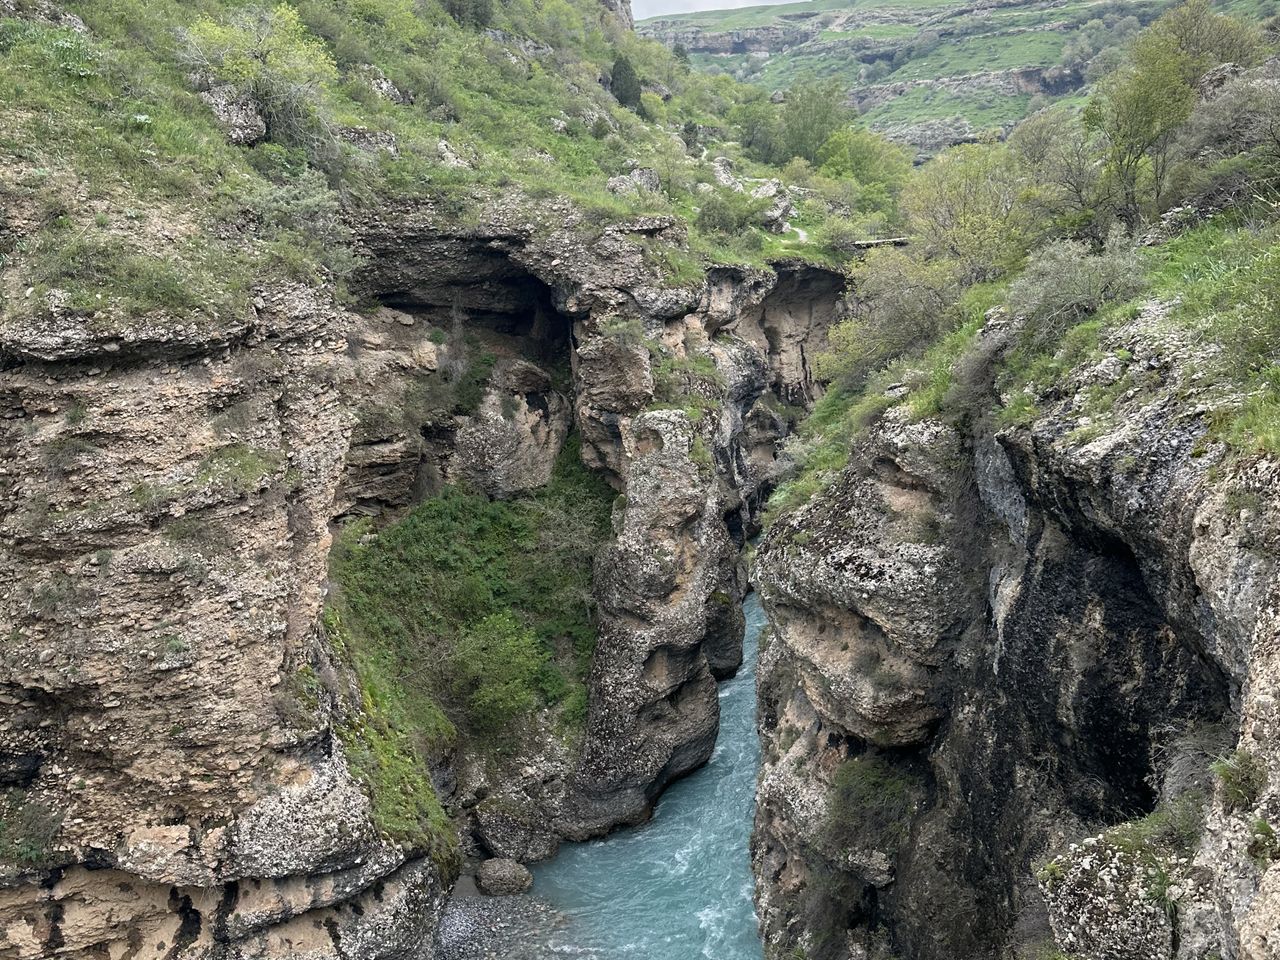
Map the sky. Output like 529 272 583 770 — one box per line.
633 0 799 21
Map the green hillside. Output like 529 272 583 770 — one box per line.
640 0 1277 144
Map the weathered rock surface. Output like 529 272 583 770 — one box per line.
0 186 845 956
474 858 533 896
753 308 1279 959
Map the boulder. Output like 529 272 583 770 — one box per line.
475 858 533 896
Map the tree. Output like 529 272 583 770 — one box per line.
816 127 911 213
611 54 642 110
1010 106 1114 243
779 80 851 164
729 97 783 162
1149 0 1264 80
899 143 1037 281
1084 35 1196 227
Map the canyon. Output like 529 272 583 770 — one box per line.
1 0 1278 958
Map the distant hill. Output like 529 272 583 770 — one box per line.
639 0 1276 152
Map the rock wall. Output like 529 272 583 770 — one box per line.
0 194 846 956
0 286 454 958
753 311 1280 959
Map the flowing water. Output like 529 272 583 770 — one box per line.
527 592 768 959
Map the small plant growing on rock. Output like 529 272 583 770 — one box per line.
1248 818 1278 867
1211 748 1267 813
0 792 62 868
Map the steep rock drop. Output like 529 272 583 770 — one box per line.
751 310 1280 959
0 183 847 957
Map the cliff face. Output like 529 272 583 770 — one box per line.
0 192 844 957
753 311 1279 959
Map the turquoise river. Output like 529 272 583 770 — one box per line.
529 591 768 959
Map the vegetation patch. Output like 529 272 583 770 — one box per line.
1212 748 1268 813
823 753 920 856
0 791 62 868
327 434 613 755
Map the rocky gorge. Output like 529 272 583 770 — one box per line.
0 178 847 956
2 0 1279 957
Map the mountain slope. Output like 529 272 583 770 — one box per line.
639 0 1270 150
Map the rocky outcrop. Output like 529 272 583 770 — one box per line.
753 309 1279 959
0 184 845 955
354 199 846 848
0 285 455 958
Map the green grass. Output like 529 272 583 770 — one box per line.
891 31 1067 81
1212 748 1269 813
862 87 1034 130
0 791 61 868
0 0 839 337
327 435 614 748
823 754 920 855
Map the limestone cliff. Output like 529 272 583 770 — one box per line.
0 188 844 956
753 309 1279 959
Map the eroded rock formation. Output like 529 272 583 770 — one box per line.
0 192 845 956
753 310 1279 959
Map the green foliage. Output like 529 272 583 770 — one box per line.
611 54 642 110
695 189 768 236
1084 32 1197 224
1107 791 1207 860
1005 231 1147 348
449 613 546 740
1248 817 1279 866
22 219 249 320
779 80 851 164
444 0 494 28
1212 748 1268 813
824 754 919 856
328 435 614 747
900 142 1039 281
0 791 62 867
816 127 911 211
182 4 340 162
1149 0 1266 77
817 247 963 391
330 624 458 863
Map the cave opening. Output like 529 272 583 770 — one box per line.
375 249 575 368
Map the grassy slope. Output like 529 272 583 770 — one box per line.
0 0 830 340
643 0 1168 132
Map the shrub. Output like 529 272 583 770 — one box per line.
900 142 1038 282
695 190 767 236
816 247 962 391
1212 748 1268 813
813 217 869 258
449 613 546 739
443 0 494 28
181 4 340 164
1004 230 1147 349
823 754 919 856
